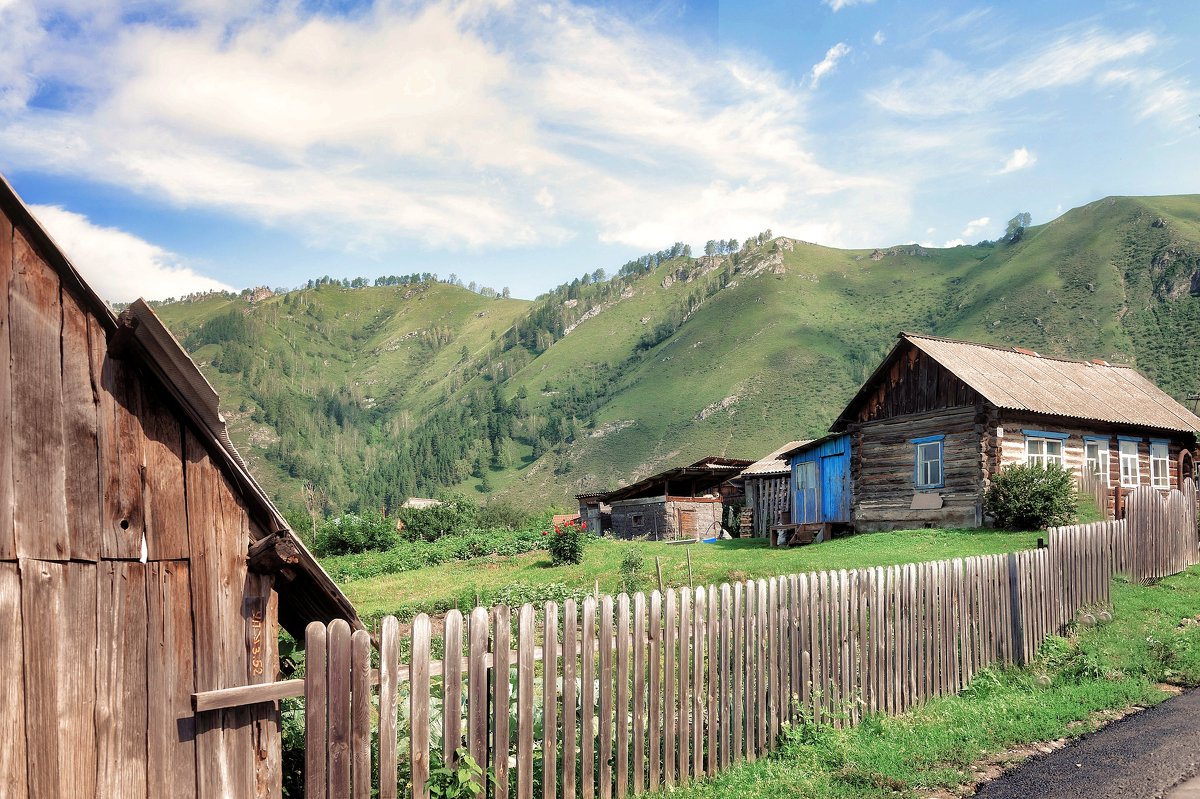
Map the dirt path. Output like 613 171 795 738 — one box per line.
973 689 1200 799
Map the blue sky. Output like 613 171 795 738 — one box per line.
0 0 1196 301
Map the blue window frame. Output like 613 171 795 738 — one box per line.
912 434 945 489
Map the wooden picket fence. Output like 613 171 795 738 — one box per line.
1048 481 1198 584
301 540 1111 799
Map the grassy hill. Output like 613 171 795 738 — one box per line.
154 195 1200 521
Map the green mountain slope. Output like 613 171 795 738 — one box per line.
155 195 1200 519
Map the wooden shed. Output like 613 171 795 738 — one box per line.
834 332 1200 530
576 457 752 540
776 434 853 544
0 173 360 798
732 441 807 538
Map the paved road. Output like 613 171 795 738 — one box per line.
975 689 1200 799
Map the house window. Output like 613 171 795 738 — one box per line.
1024 431 1066 469
1084 438 1110 486
912 435 944 489
632 513 644 527
1151 441 1170 489
1119 439 1141 487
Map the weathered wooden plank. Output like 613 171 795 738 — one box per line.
562 599 578 799
731 582 744 764
305 623 328 799
98 350 145 559
719 584 732 771
443 610 464 765
467 607 489 791
0 218 13 559
20 556 96 791
10 229 68 560
141 384 188 560
494 605 512 799
60 286 101 561
616 594 631 799
662 590 676 786
631 594 645 796
411 617 432 799
599 596 614 799
581 597 596 799
327 619 352 799
647 592 661 792
678 587 691 781
691 588 705 775
379 617 400 799
544 603 559 799
245 573 281 799
766 578 779 745
0 563 27 796
96 561 148 799
352 629 372 799
706 584 718 776
147 561 197 799
517 605 536 799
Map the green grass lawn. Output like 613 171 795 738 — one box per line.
650 567 1200 799
338 528 1041 621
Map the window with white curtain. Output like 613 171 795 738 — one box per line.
1119 439 1141 487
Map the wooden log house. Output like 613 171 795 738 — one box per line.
833 332 1200 530
0 173 361 798
575 457 752 540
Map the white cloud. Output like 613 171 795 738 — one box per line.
1099 67 1197 125
824 0 875 11
872 30 885 46
29 204 233 302
998 147 1036 174
962 216 991 238
811 43 851 88
941 238 965 248
869 29 1158 117
0 0 894 253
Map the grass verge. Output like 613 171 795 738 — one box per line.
338 528 1039 623
653 566 1200 799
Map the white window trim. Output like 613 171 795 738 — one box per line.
1150 442 1170 489
1084 439 1111 487
1119 440 1141 488
1024 436 1066 469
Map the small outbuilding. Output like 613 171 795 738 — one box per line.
733 441 808 538
576 457 752 540
777 433 854 544
0 173 360 799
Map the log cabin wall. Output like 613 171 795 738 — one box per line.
850 405 987 531
0 204 282 798
996 411 1196 519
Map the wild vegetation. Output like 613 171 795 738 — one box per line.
154 195 1200 522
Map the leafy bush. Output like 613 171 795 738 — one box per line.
397 496 479 541
427 749 492 799
476 500 531 531
547 518 587 566
985 463 1077 529
619 548 646 593
314 511 398 556
320 529 547 582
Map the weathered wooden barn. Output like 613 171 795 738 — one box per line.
733 441 807 538
576 457 752 540
834 332 1200 530
0 174 360 798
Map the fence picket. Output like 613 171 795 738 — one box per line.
304 622 327 799
443 611 463 766
662 590 676 786
599 596 614 799
678 587 691 783
719 585 732 771
467 608 488 796
379 617 399 799
706 585 718 778
493 606 511 799
328 619 351 799
632 593 646 796
616 594 630 799
410 617 431 799
543 603 558 799
351 630 372 799
731 582 744 766
647 592 661 793
563 600 578 799
581 598 596 799
517 604 535 799
692 588 704 777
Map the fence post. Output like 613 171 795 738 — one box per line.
1006 553 1025 666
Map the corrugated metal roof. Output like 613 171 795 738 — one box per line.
741 440 810 477
903 333 1200 432
575 456 753 502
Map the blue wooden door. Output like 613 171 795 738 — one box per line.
821 452 850 523
794 460 819 524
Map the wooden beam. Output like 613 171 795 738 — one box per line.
247 531 303 575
